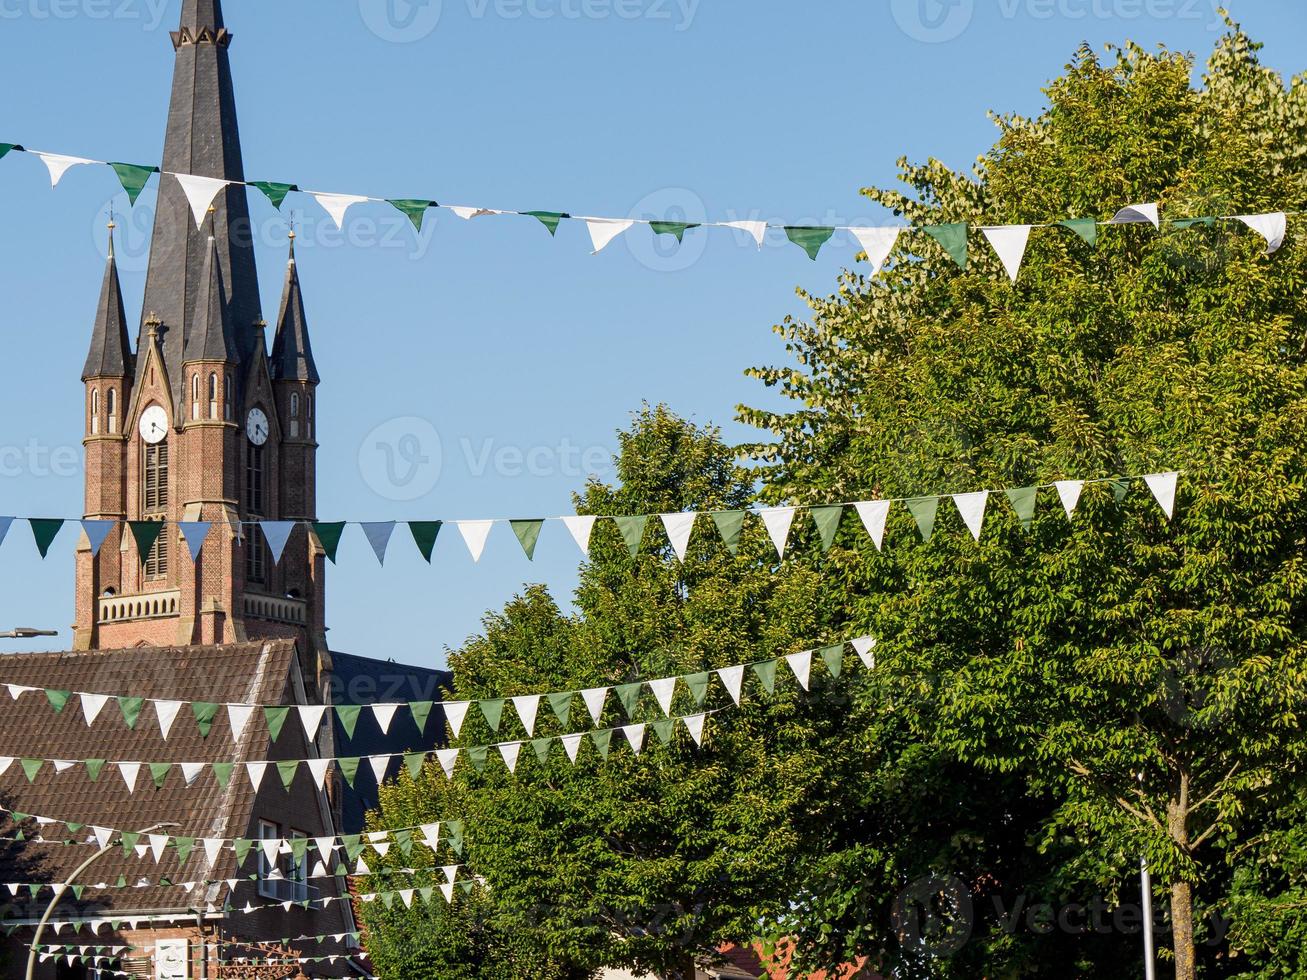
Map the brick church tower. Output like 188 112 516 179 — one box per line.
74 0 328 688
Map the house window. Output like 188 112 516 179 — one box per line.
246 444 266 584
106 388 117 434
289 830 309 902
90 390 100 435
208 372 219 420
257 820 280 900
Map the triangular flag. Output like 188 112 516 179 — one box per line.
81 520 114 557
173 173 230 228
180 762 205 786
29 519 64 558
850 226 901 276
308 759 332 791
449 205 498 220
852 635 876 669
312 192 370 230
1059 217 1098 246
128 521 164 560
260 521 296 564
149 763 171 790
81 693 110 726
784 226 835 261
1234 212 1287 255
108 163 157 205
227 704 255 742
264 706 291 742
622 724 646 755
1111 203 1159 228
245 762 268 791
153 700 183 740
371 703 400 735
298 704 327 739
409 521 442 563
387 199 435 232
510 520 544 560
561 733 584 762
819 644 844 678
757 507 796 559
312 522 347 564
951 491 989 541
905 497 939 542
202 837 225 868
1054 481 1084 519
981 225 1032 282
178 522 211 562
684 672 710 705
511 695 540 737
855 500 891 550
1144 472 1179 519
1005 486 1037 528
531 738 552 764
580 688 608 725
444 701 471 738
591 729 613 759
613 515 647 557
498 742 522 773
649 220 699 243
585 218 634 253
547 692 573 728
524 210 568 236
722 220 768 248
660 513 697 561
480 699 505 732
923 223 968 268
614 682 642 717
410 701 434 734
192 700 219 737
456 521 494 562
117 762 140 794
648 677 676 716
717 665 744 705
0 517 11 550
33 152 93 188
561 516 596 555
810 505 843 553
249 180 298 209
753 660 777 694
786 650 813 691
682 713 706 746
335 705 362 740
361 522 397 565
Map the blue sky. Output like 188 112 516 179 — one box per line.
0 0 1303 667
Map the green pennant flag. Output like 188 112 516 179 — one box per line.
118 696 145 730
108 163 158 206
233 838 253 867
1110 477 1130 503
129 521 164 559
819 644 844 678
70 885 84 901
410 701 434 733
393 829 414 858
480 699 505 732
174 837 195 866
590 729 613 759
388 199 435 231
85 759 106 782
711 511 746 555
547 692 573 728
192 701 219 737
381 891 395 910
810 505 843 553
1058 217 1097 246
277 760 299 790
335 705 362 740
1004 486 1038 529
615 682 643 717
150 762 171 789
45 689 71 713
409 522 443 563
510 520 544 560
404 752 425 780
652 718 676 745
1171 216 1217 230
212 762 233 789
20 759 41 782
524 211 568 236
753 659 777 695
265 706 291 741
905 496 939 542
290 836 309 861
467 745 489 773
684 672 710 706
250 181 298 209
120 832 140 856
0 143 18 161
785 225 836 261
650 221 699 243
29 519 64 558
312 522 347 564
613 516 647 557
531 738 552 763
923 222 969 268
338 757 360 789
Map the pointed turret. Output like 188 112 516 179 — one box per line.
185 227 238 364
82 224 133 381
270 233 320 384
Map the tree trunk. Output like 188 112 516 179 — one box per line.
1168 771 1197 980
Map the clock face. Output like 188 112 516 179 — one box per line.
246 407 270 446
138 404 168 445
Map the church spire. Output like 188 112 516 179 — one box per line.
82 221 133 381
270 232 320 384
186 217 238 364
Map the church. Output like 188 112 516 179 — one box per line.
0 2 448 977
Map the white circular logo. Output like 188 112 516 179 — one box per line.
358 0 443 43
890 0 974 43
624 187 710 273
358 416 443 502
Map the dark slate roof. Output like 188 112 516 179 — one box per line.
82 243 133 381
0 642 296 917
269 238 320 384
184 234 238 363
327 652 450 833
140 0 262 419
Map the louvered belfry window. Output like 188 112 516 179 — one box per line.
143 441 169 580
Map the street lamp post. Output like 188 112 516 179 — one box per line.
25 822 179 980
0 629 58 640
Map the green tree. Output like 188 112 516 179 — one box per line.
741 23 1307 980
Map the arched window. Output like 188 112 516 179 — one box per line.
106 388 117 434
307 394 314 439
192 374 200 421
224 379 233 421
245 444 267 584
208 373 218 420
90 390 100 435
142 439 169 581
290 392 300 438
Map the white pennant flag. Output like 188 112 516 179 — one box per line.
202 839 225 868
227 704 255 742
660 513 697 561
951 491 989 541
1111 203 1160 229
561 515 597 555
1234 212 1287 255
53 760 76 773
1054 480 1084 519
757 507 797 559
581 687 609 724
448 205 498 220
717 665 744 705
561 733 584 762
585 218 634 253
399 889 415 908
622 723 646 755
648 677 676 716
436 749 459 779
312 192 370 230
245 762 269 791
148 835 169 863
33 152 94 188
117 762 141 794
308 759 332 790
456 521 495 562
371 704 400 735
1144 472 1179 519
981 225 1032 282
723 219 768 248
298 704 328 739
369 755 391 786
786 650 813 691
173 173 231 228
154 700 184 740
511 695 541 737
6 685 35 700
315 837 337 866
852 635 877 669
181 762 205 786
420 824 442 851
260 838 280 868
81 693 110 727
498 742 522 773
445 701 471 738
440 882 455 903
93 827 114 850
682 713 706 746
850 226 901 276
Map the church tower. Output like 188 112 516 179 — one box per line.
74 0 328 689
